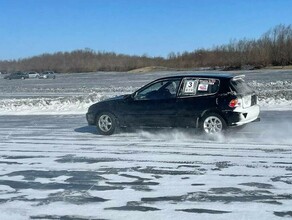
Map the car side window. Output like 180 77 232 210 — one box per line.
179 78 220 97
180 79 199 96
135 79 181 100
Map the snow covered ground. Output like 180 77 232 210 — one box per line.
0 70 292 219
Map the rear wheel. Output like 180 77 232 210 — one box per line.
200 113 227 135
96 112 117 135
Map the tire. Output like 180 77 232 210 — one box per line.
96 112 117 135
200 113 227 135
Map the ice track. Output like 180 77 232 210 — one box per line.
0 112 292 220
0 70 292 219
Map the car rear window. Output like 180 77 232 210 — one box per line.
230 78 254 94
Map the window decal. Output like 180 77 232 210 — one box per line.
198 83 208 91
208 79 216 85
184 80 197 93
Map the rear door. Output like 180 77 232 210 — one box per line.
175 77 220 127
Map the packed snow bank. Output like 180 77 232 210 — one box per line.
0 80 291 115
0 92 118 115
0 93 291 115
259 97 292 110
250 80 292 110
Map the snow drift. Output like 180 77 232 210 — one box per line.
0 80 291 115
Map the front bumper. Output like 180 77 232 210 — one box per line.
225 104 260 126
86 112 96 125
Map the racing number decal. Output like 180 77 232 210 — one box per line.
184 80 196 93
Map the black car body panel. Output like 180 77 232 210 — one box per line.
86 74 260 134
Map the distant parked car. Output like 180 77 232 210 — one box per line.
4 72 29 80
39 71 56 79
27 71 40 78
86 74 260 135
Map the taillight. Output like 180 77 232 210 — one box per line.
229 99 240 108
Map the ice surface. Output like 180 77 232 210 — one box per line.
0 113 291 219
0 71 292 219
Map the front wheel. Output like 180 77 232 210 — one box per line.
96 112 117 135
200 113 227 135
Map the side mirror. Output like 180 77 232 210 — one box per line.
131 92 137 100
124 93 136 102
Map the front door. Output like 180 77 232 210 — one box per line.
124 78 181 127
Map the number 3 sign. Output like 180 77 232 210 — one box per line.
184 80 196 93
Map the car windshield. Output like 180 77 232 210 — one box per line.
231 78 254 94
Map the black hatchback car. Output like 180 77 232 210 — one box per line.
86 74 260 135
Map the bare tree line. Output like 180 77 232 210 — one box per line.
0 49 164 73
1 24 291 73
166 24 292 69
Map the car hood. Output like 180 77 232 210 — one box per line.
88 94 131 113
101 94 131 102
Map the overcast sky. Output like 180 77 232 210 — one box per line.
0 0 292 60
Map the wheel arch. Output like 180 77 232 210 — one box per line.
198 109 228 127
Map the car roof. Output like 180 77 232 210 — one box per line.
156 73 234 81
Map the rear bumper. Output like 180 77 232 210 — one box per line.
225 104 260 126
